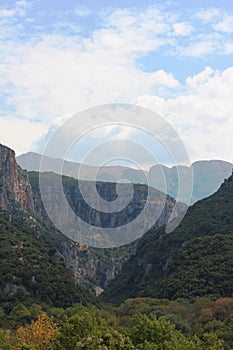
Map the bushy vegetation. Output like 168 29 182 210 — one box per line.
0 212 92 314
102 175 233 304
1 297 233 349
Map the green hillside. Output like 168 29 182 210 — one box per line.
102 174 233 304
0 211 92 312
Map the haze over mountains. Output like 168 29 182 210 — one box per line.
17 151 233 205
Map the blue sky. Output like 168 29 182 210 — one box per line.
0 0 233 167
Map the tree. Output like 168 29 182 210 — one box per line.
129 314 224 350
51 311 133 350
16 313 59 350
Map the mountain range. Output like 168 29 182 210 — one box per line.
17 151 233 204
1 142 233 312
0 143 176 309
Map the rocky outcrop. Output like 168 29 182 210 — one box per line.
29 171 179 248
60 239 137 294
28 171 178 293
0 143 180 295
0 144 34 213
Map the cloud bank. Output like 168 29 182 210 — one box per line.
0 1 232 164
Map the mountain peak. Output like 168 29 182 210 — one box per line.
0 144 34 212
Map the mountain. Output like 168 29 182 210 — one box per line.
148 160 233 204
16 151 148 184
28 171 179 291
0 144 93 310
0 212 92 310
17 151 233 204
102 172 233 304
1 143 177 300
28 171 178 247
0 144 34 212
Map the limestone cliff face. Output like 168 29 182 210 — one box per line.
0 144 179 295
28 171 179 293
30 172 178 245
60 239 137 295
0 144 34 212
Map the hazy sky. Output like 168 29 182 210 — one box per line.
0 0 233 166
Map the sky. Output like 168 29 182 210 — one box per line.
0 0 233 167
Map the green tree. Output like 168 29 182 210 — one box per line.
130 314 224 350
51 311 133 350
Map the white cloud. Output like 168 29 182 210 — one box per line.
15 0 29 8
151 70 179 88
0 9 16 17
74 6 91 17
215 15 233 33
0 116 47 155
196 8 222 23
224 41 233 54
0 0 29 18
136 67 233 162
101 7 172 55
4 36 156 119
180 34 222 57
173 22 194 36
0 3 233 162
186 66 214 89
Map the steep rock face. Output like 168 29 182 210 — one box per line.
29 171 179 244
0 144 34 212
0 144 181 295
28 171 179 292
60 240 138 294
0 144 138 294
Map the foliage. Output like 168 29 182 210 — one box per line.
1 297 233 349
51 312 134 349
0 211 92 316
129 314 224 350
102 175 233 304
16 313 59 350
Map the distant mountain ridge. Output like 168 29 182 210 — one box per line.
17 151 148 184
149 159 233 204
17 151 233 204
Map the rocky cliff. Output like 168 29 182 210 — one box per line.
28 171 178 293
0 143 180 295
0 144 34 213
29 171 178 245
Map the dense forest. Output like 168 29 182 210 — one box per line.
1 296 233 349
